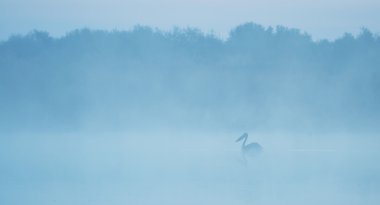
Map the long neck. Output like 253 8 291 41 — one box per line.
242 136 247 148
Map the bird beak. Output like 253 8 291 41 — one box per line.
235 133 248 142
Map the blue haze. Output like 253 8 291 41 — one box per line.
0 23 380 204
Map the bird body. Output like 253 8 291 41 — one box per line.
236 133 262 162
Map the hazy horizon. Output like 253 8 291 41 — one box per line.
1 23 379 43
1 0 380 41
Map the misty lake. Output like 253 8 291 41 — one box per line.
1 131 379 205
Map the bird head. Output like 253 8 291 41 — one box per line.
235 133 248 142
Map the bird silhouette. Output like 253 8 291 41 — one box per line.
236 133 262 163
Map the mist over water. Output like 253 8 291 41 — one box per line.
1 131 380 204
1 23 380 204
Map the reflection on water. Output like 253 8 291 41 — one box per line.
1 132 380 205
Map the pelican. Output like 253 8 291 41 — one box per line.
236 133 262 162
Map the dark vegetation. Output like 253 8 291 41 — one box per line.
1 23 379 133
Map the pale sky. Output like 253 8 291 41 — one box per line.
0 0 379 40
